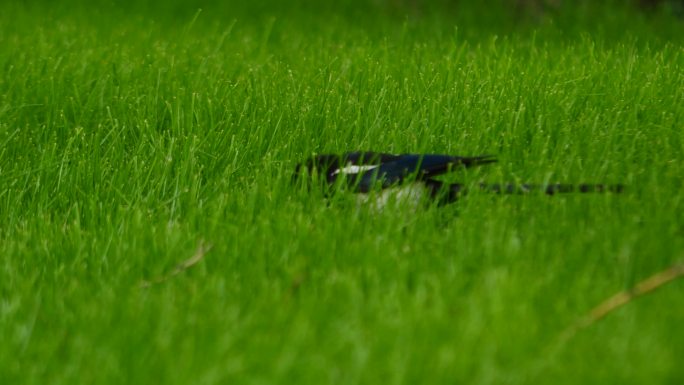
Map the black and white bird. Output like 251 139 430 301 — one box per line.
294 151 623 208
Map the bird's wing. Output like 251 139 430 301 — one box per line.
356 154 496 190
415 154 497 177
340 152 400 166
327 152 398 183
295 152 495 192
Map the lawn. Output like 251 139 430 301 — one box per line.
1 0 683 383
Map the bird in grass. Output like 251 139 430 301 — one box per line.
294 151 623 207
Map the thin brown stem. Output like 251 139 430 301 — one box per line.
140 239 212 288
560 262 684 341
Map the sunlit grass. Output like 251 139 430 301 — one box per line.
1 1 683 384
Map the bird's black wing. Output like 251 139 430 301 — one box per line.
356 153 496 192
295 152 495 192
293 151 400 185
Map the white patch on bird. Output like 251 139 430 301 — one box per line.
332 163 379 175
356 183 427 211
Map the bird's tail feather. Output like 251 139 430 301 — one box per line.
426 180 624 203
457 155 497 168
477 183 625 195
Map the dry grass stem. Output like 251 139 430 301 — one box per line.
140 240 213 288
560 262 684 341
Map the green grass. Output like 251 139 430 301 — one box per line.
1 1 683 383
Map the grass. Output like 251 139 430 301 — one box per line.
1 0 683 383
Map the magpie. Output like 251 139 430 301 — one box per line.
294 151 623 207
